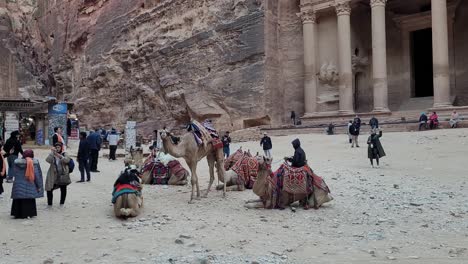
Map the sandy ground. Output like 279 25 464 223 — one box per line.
0 129 468 264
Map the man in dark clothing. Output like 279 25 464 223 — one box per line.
77 132 91 182
260 132 272 158
369 116 379 129
222 131 231 158
354 115 362 129
87 129 102 172
291 111 296 126
419 112 428 131
349 121 360 148
286 138 306 168
3 131 24 182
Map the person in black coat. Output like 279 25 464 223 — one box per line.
3 131 24 182
367 129 386 168
77 132 91 182
349 121 360 148
419 112 428 130
290 111 296 126
369 116 379 129
285 138 306 168
260 132 273 158
354 115 362 129
0 142 5 197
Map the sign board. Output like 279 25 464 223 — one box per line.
48 103 68 145
125 121 137 151
4 111 19 138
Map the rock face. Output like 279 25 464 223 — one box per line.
2 0 269 134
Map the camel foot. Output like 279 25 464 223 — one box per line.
188 200 195 204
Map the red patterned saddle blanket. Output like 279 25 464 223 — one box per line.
231 155 258 189
279 163 330 195
167 160 187 177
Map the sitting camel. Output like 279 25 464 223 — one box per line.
160 120 226 202
113 166 144 218
217 148 257 191
124 146 144 169
245 156 333 210
141 159 189 185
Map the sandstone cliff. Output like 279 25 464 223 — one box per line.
2 0 269 134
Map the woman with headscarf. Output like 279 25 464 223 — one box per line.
367 129 386 168
10 149 44 218
429 112 439 129
45 142 71 206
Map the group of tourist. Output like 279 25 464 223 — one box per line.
0 131 71 219
419 111 461 130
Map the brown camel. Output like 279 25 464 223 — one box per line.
216 147 256 191
141 160 189 185
160 121 226 202
114 193 143 218
245 156 333 209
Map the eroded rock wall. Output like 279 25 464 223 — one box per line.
4 0 267 134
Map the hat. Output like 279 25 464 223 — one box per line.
263 132 267 135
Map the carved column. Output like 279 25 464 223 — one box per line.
335 1 354 114
299 9 318 114
432 0 452 107
370 0 389 112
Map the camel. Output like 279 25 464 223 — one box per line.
141 159 189 185
216 147 256 191
113 166 144 218
124 146 144 168
245 156 333 210
160 121 226 202
114 192 143 218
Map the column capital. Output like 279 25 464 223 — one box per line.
370 0 387 8
297 9 316 24
335 1 351 16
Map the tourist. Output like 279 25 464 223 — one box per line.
449 111 460 128
152 129 163 151
260 132 272 158
77 132 91 182
107 128 119 161
347 120 353 144
284 138 306 168
354 115 362 129
0 143 6 198
367 129 386 168
45 142 71 206
222 131 231 158
291 111 296 126
349 121 360 148
429 112 439 129
10 149 43 218
369 116 379 129
326 123 335 135
87 129 102 172
3 131 24 182
29 122 36 141
52 126 65 147
419 112 428 130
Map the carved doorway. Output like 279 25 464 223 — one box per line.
411 28 434 97
354 72 371 112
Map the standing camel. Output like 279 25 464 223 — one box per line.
160 121 226 202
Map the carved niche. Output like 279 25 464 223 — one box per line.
317 62 339 85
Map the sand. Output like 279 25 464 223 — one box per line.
0 128 467 264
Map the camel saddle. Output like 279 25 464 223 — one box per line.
278 163 330 195
231 154 258 189
211 138 223 150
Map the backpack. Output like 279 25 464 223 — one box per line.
68 159 75 173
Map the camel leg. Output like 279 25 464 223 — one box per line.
245 199 262 204
244 202 264 209
204 156 216 198
188 162 199 203
215 151 226 197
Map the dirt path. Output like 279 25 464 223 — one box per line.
1 129 467 264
